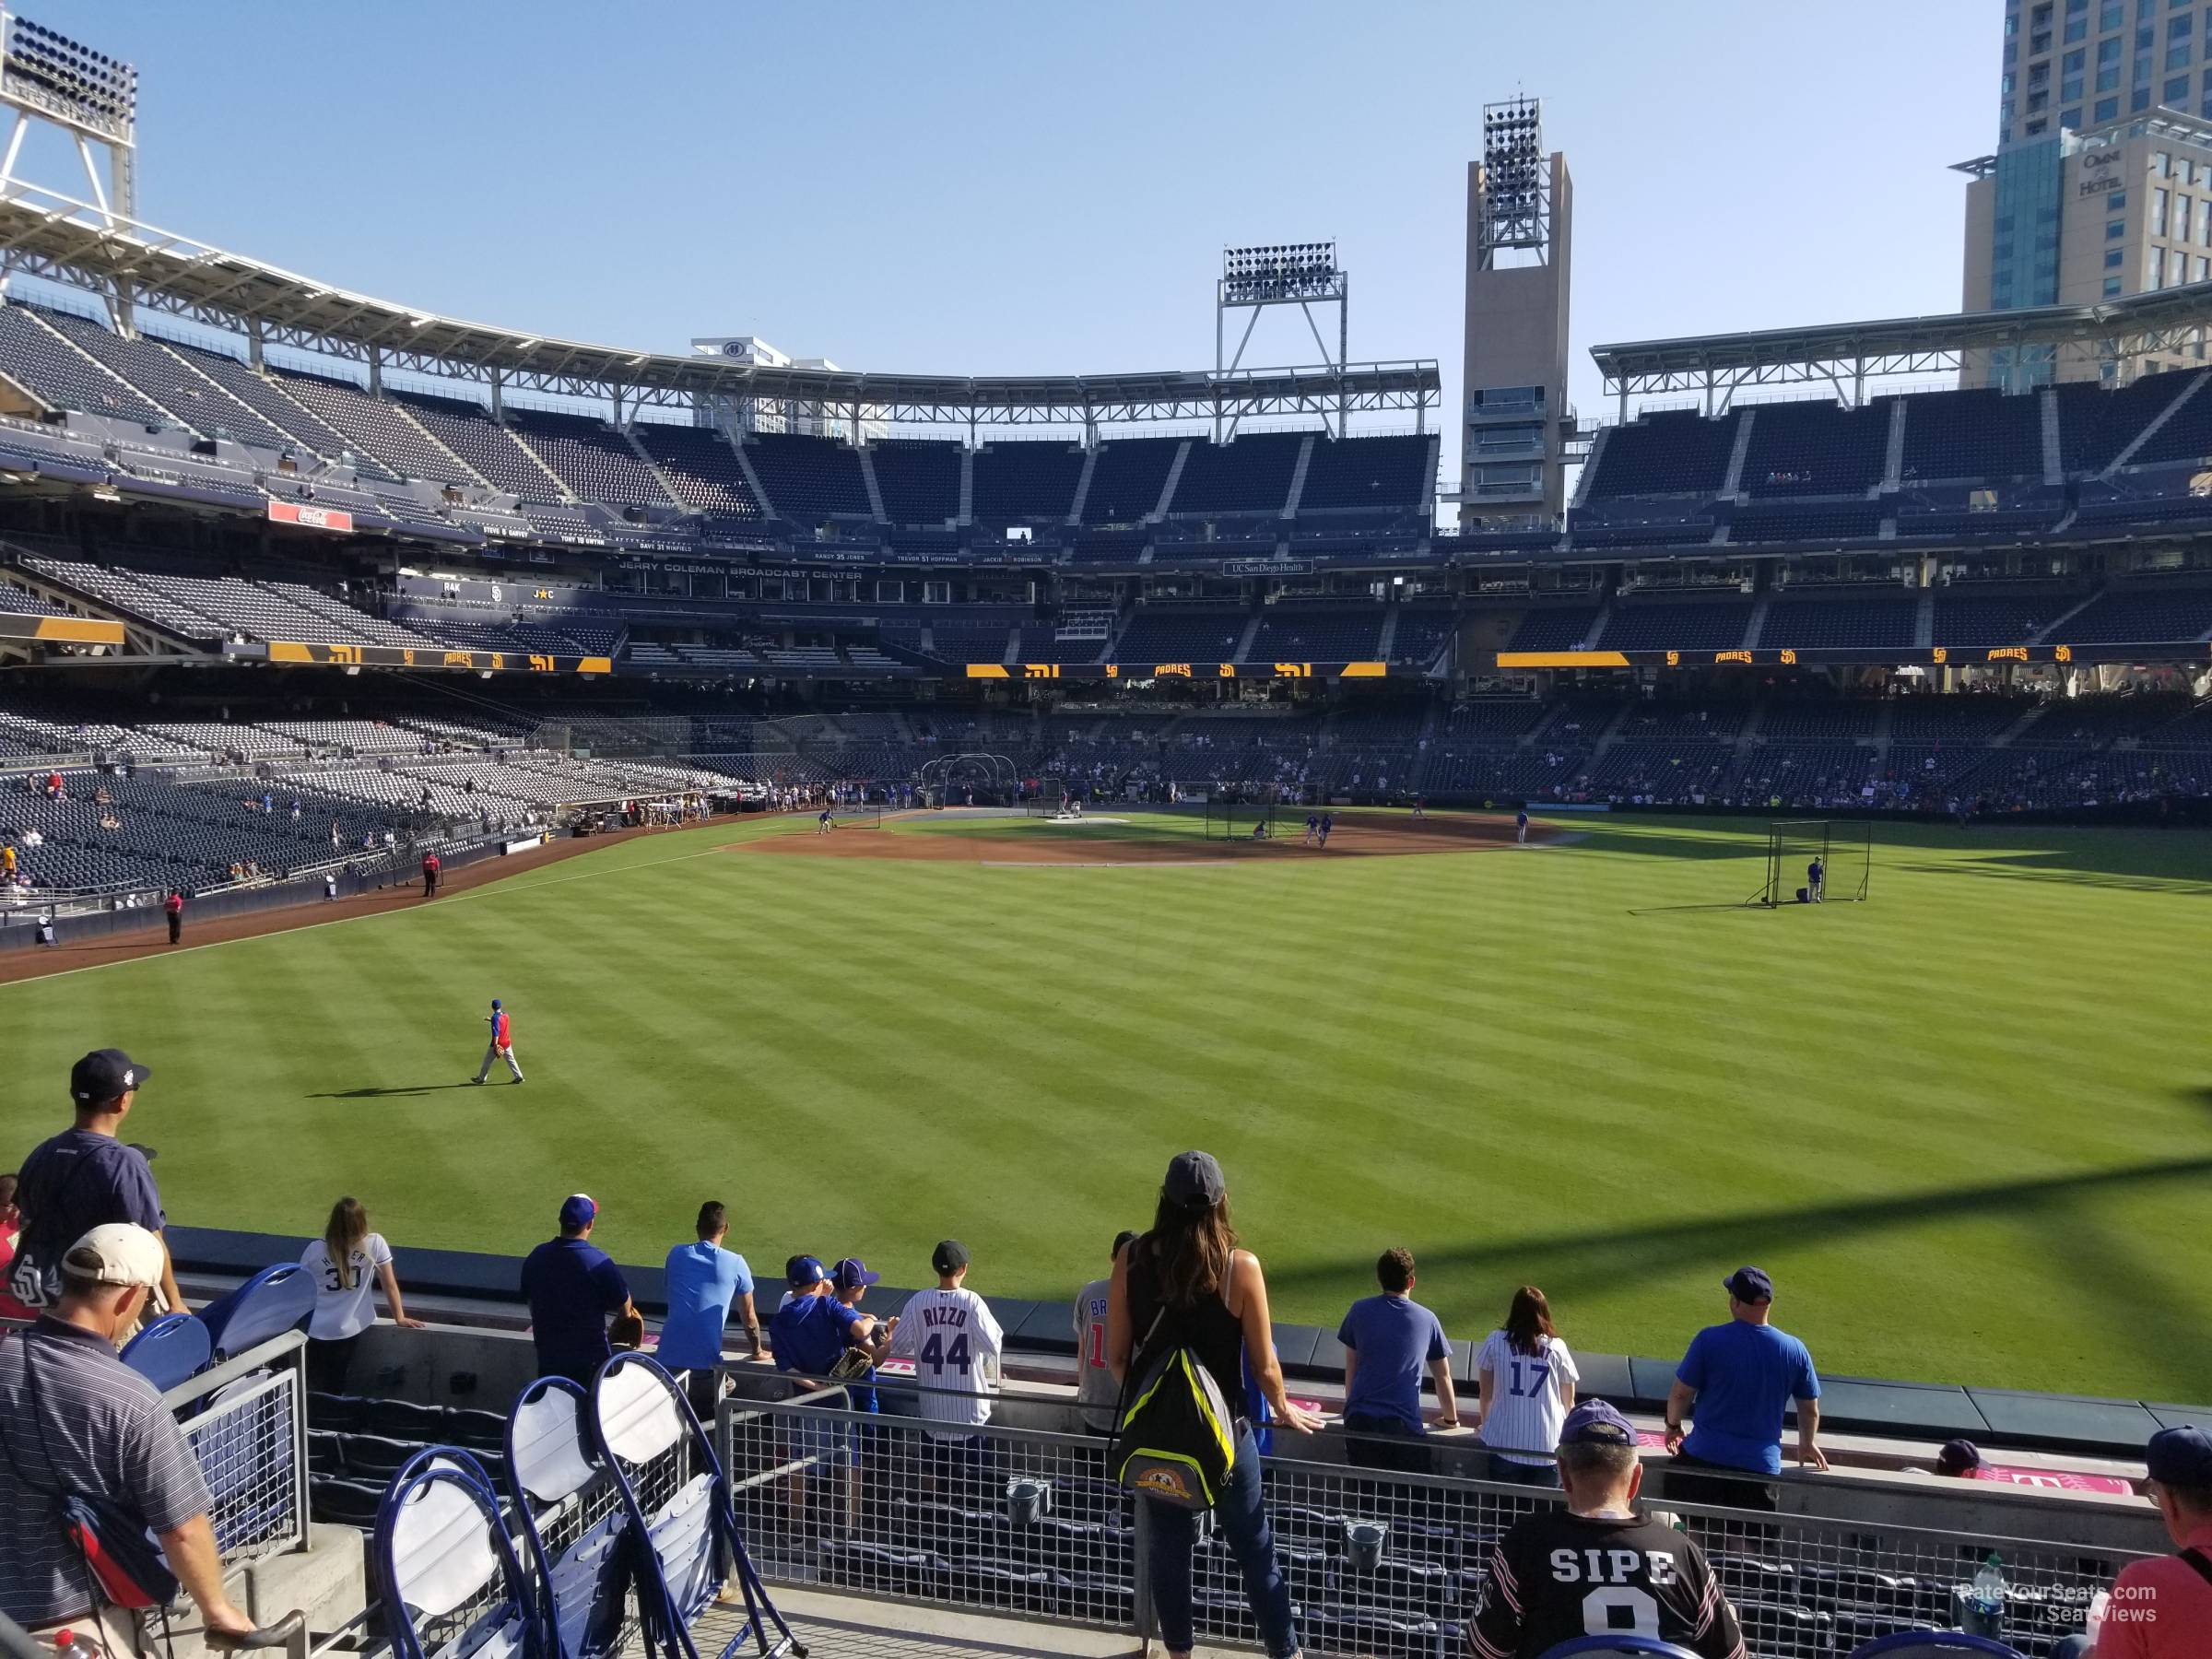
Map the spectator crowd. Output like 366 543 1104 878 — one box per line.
6 1059 2206 1659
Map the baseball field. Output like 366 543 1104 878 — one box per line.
1 806 2205 1401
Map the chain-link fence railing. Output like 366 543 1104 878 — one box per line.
715 1389 2141 1659
720 1387 1136 1636
165 1333 310 1568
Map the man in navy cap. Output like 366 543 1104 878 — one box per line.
1664 1266 1824 1512
519 1194 633 1387
2084 1424 2212 1657
1469 1400 1746 1659
10 1050 186 1321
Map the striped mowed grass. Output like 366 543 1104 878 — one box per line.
1 808 2205 1400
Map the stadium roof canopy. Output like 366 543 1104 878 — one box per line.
0 182 1440 426
1588 283 2212 409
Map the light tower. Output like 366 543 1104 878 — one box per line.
0 6 140 324
1461 96 1572 526
1216 241 1347 441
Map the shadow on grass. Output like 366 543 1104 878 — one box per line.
306 1082 480 1099
1265 1155 2212 1386
1564 818 2212 893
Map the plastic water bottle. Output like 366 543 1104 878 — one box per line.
1965 1551 2006 1637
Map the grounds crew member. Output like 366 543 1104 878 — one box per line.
163 888 184 946
421 849 441 899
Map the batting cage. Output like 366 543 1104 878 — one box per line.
1750 818 1872 907
1027 776 1069 818
920 751 1019 807
1204 788 1280 842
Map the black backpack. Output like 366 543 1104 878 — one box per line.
1108 1307 1239 1511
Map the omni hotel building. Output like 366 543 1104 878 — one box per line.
1962 0 2212 384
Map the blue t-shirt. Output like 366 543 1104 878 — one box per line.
14 1130 165 1303
1336 1293 1449 1432
520 1237 630 1385
657 1241 753 1371
1677 1320 1821 1475
770 1291 865 1378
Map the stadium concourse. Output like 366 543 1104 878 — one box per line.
0 1198 2180 1659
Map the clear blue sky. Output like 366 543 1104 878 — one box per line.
26 1 1994 429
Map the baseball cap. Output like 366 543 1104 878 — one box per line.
1559 1400 1637 1447
2146 1425 2212 1488
64 1222 165 1288
1164 1150 1226 1210
1936 1439 1983 1475
1723 1266 1775 1303
932 1240 970 1275
559 1194 597 1230
831 1257 878 1292
70 1048 149 1106
786 1254 828 1288
491 998 501 1010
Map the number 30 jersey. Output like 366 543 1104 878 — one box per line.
1469 1510 1746 1659
888 1287 1006 1434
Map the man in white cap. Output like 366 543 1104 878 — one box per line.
0 1223 298 1654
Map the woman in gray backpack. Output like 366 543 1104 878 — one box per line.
1108 1150 1323 1659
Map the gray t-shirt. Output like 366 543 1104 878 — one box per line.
0 1317 212 1625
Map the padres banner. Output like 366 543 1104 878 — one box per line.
261 641 613 675
967 661 1389 681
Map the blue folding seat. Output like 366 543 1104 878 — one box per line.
119 1311 212 1391
197 1263 315 1359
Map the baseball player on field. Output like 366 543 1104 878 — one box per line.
473 997 524 1084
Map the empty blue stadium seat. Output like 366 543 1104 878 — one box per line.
1584 410 1741 500
197 1263 317 1359
1171 431 1307 515
971 441 1084 523
1893 387 2045 483
1298 433 1432 512
1082 437 1182 523
119 1312 213 1392
1847 1635 2028 1659
747 430 872 519
870 439 962 525
1739 399 1888 497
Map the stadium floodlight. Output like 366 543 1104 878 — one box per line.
1478 95 1548 260
0 8 135 144
1216 239 1350 440
0 6 137 250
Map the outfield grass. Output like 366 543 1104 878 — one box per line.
2 809 2206 1401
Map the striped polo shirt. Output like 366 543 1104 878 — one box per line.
0 1316 212 1626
